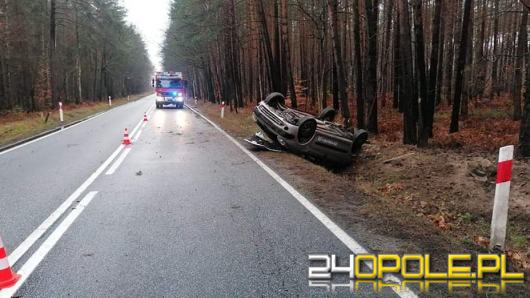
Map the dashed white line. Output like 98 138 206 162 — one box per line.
0 191 99 298
185 104 418 298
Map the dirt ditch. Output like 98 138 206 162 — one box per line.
193 100 530 296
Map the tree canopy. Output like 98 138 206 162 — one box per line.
0 0 153 112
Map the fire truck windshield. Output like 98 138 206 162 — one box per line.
157 79 183 89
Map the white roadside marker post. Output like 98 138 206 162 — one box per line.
108 96 112 107
489 145 514 251
221 101 225 119
58 102 64 126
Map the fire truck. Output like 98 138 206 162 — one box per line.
152 72 187 109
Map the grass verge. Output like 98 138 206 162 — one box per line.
0 93 151 148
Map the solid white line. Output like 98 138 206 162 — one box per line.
0 95 154 157
105 148 132 175
130 106 154 140
0 112 106 157
185 105 418 298
105 107 153 176
7 112 148 266
0 191 98 298
133 122 147 142
7 145 123 266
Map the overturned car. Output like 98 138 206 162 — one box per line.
246 92 368 166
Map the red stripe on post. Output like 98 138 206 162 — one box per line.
496 160 513 184
0 248 6 259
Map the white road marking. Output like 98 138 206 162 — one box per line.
0 191 99 298
7 107 152 266
130 106 154 139
186 105 418 298
132 122 148 142
105 107 152 176
7 144 124 266
0 95 155 157
0 112 106 157
105 148 132 175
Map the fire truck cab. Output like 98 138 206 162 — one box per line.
152 72 187 109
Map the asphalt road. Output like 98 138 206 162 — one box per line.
0 95 404 297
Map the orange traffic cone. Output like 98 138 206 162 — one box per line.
143 113 148 122
0 236 20 289
122 128 132 145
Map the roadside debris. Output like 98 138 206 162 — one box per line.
382 152 415 164
467 157 495 178
244 131 285 153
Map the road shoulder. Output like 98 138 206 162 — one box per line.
189 101 530 297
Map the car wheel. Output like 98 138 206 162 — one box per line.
156 104 160 109
263 92 286 109
352 130 368 153
297 117 317 144
317 107 337 122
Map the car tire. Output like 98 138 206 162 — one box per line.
317 107 337 122
156 104 160 109
352 130 368 153
297 117 317 144
263 92 286 109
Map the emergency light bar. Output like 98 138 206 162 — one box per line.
155 72 183 79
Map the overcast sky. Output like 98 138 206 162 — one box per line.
121 0 171 71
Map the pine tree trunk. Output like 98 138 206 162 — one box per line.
461 0 473 118
397 0 418 144
74 2 82 104
365 0 378 133
257 0 280 92
521 45 530 156
49 0 56 107
274 0 286 95
280 0 297 107
353 0 365 128
427 0 442 136
435 8 445 106
491 0 500 97
328 0 351 126
413 0 429 147
443 0 456 105
514 9 528 120
393 4 401 111
450 0 473 133
520 1 530 157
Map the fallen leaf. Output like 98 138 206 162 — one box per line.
473 235 490 248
